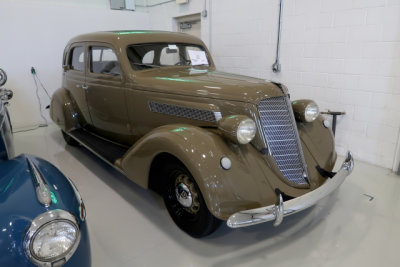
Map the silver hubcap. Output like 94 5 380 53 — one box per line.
175 183 192 208
174 174 200 214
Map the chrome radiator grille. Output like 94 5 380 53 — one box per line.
258 96 308 185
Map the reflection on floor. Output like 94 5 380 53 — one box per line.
14 124 400 267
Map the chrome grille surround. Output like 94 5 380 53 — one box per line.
258 96 309 185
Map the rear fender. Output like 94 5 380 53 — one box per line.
50 88 83 132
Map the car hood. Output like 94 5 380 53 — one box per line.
133 68 284 104
0 155 82 266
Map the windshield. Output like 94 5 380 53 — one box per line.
126 43 211 70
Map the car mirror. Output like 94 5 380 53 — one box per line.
166 48 178 54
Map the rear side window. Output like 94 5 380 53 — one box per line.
90 46 120 75
70 47 84 71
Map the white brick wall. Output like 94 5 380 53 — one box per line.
147 0 400 169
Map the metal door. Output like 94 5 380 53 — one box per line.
64 44 92 125
84 43 131 144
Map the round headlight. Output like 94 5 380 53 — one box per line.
0 68 7 87
218 115 257 145
237 118 257 144
24 210 81 266
32 221 77 261
304 101 319 122
292 100 320 122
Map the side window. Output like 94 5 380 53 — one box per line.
142 51 154 64
70 47 84 71
90 46 120 75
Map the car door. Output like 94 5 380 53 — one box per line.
85 43 131 144
64 44 92 125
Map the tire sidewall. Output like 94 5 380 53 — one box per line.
162 162 220 238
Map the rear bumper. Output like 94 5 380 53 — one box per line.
227 151 354 228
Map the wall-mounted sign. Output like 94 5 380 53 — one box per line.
176 0 189 4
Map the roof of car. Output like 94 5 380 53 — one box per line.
67 30 205 48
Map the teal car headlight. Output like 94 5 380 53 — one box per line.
24 210 81 266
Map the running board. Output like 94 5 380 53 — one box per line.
69 129 129 165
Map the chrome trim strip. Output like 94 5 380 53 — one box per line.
284 96 310 182
65 176 86 222
273 193 284 227
214 111 222 121
227 151 354 228
27 157 52 207
23 209 81 267
0 103 6 127
249 109 270 154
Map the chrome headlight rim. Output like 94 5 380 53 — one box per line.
304 101 320 122
218 115 257 145
24 209 81 267
0 68 7 87
236 118 257 144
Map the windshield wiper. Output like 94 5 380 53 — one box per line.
131 62 160 68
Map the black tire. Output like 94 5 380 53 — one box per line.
62 130 80 146
162 161 221 238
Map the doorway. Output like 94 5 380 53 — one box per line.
174 14 201 39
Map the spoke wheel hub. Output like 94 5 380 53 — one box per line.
174 174 200 214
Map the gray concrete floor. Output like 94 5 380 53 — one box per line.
14 124 400 267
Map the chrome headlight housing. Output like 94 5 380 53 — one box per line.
24 210 81 267
218 115 257 144
292 100 320 122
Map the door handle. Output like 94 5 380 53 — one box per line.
76 84 89 91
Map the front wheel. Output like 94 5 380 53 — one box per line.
162 162 221 238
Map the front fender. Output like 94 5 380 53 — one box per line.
119 124 277 220
298 115 337 171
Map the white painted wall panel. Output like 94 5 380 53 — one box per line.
0 0 149 130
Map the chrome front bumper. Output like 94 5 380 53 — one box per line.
227 151 354 228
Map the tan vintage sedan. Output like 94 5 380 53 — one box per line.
50 30 354 237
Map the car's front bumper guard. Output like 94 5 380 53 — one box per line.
227 151 354 228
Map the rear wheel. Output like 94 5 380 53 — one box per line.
61 130 80 146
162 161 221 238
